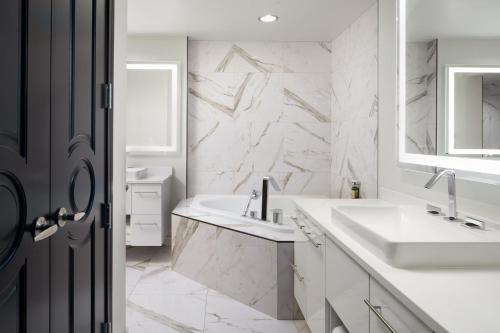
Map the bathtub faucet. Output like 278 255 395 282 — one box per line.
261 176 281 221
242 189 261 217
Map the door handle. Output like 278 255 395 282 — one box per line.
57 207 85 227
33 217 58 242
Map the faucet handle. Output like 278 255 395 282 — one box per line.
251 190 261 198
264 176 281 191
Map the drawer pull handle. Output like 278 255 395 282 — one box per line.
364 299 398 333
136 191 160 196
303 230 321 248
135 222 158 227
291 264 304 282
290 216 307 229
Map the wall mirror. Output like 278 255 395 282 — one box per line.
447 66 500 155
126 62 181 155
398 0 500 175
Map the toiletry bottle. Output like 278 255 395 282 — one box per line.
351 181 360 199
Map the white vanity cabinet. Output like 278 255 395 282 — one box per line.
293 211 325 333
325 238 433 333
126 175 171 246
326 238 369 333
369 279 433 333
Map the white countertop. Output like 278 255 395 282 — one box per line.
293 196 500 333
126 175 171 184
126 166 173 184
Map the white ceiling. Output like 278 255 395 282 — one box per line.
407 0 500 41
127 0 376 41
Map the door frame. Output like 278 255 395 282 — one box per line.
105 0 115 329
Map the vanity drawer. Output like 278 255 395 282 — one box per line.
293 240 308 316
296 210 322 237
326 238 369 333
306 234 325 333
130 214 162 246
369 278 432 333
132 184 162 215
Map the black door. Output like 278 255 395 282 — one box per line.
0 0 112 332
0 0 52 332
50 0 111 331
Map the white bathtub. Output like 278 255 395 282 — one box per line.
190 195 297 233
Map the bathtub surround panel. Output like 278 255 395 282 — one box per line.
330 4 378 199
171 215 217 289
216 229 278 317
188 41 332 196
171 215 300 320
277 243 302 320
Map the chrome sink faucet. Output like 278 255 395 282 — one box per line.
261 176 281 221
424 169 457 220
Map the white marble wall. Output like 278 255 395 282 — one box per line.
171 215 299 320
405 40 437 155
330 4 379 198
188 41 332 196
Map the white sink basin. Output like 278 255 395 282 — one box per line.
331 204 500 268
126 167 147 179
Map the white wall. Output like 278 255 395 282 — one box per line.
126 35 188 243
187 41 332 196
379 0 500 221
112 0 127 331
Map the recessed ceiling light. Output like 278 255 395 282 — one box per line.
258 14 278 23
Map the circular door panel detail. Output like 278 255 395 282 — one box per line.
0 171 26 268
69 159 95 219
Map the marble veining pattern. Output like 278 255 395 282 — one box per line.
330 4 378 198
126 246 310 333
405 40 437 155
188 41 332 197
170 215 300 320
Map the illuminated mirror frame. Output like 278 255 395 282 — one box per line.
126 62 181 155
397 0 500 176
446 65 500 156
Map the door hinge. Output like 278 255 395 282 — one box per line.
102 83 113 110
101 203 112 229
101 322 111 333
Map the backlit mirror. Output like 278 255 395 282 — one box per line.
398 0 500 175
126 62 181 154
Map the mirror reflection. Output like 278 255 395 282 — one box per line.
403 0 500 158
448 67 500 153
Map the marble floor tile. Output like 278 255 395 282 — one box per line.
126 266 145 298
205 318 308 333
205 290 309 333
128 293 207 332
133 266 208 296
126 246 310 333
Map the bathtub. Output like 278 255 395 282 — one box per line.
190 195 297 233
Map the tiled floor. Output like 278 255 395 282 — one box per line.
126 246 310 333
